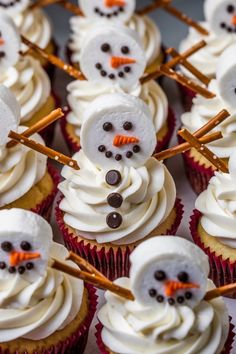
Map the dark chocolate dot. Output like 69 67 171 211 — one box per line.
95 63 102 70
123 121 133 130
234 88 236 94
168 298 175 306
133 145 140 153
149 288 157 297
109 73 115 79
154 270 166 281
234 27 236 32
121 46 129 54
124 66 131 73
106 13 111 18
113 11 118 16
126 151 133 158
101 70 107 77
105 151 113 158
106 212 122 229
98 145 106 152
177 271 189 283
118 71 124 78
18 266 25 274
177 296 185 304
115 154 122 161
228 27 233 32
94 7 99 13
119 6 124 12
0 51 5 58
26 262 34 270
101 43 110 52
20 241 31 251
100 12 105 16
103 122 113 131
8 266 16 273
227 4 234 13
105 170 121 186
185 291 192 300
1 241 13 252
0 262 6 269
220 22 226 28
107 193 123 208
156 295 164 303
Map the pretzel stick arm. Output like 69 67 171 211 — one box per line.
66 252 107 280
194 109 230 139
205 283 236 301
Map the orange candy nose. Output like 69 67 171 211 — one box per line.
104 0 126 8
165 280 199 297
113 135 139 147
231 15 236 26
110 56 136 69
0 38 5 46
9 251 41 267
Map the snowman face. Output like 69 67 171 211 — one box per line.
0 85 20 147
0 13 20 70
0 0 29 15
80 25 146 89
204 0 236 35
81 93 156 169
79 0 135 23
0 209 53 283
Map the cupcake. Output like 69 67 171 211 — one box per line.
0 0 57 75
0 84 58 220
0 13 58 145
190 148 236 293
63 23 175 154
180 44 236 194
179 0 236 109
0 208 97 354
68 0 164 74
57 93 183 280
96 236 234 354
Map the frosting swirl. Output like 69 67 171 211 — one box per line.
98 278 229 354
179 22 236 79
0 127 47 207
181 79 236 158
58 150 176 245
0 242 83 341
67 80 168 135
69 14 161 66
0 56 51 123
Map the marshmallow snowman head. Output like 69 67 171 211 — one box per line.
130 236 210 308
80 24 146 89
0 13 21 70
81 93 156 169
228 149 236 178
79 0 135 23
204 0 236 35
0 0 29 15
216 44 236 107
0 209 53 283
0 85 20 147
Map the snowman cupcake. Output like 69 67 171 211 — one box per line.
179 0 236 109
68 0 164 74
0 208 97 354
0 0 56 75
0 85 58 219
180 44 236 194
96 236 234 354
190 148 236 293
0 13 57 145
63 24 175 154
57 93 183 280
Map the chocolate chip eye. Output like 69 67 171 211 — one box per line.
227 4 234 13
123 121 133 130
103 122 113 131
149 288 157 297
20 241 31 251
101 43 110 52
154 270 166 281
1 241 13 252
121 46 129 54
177 271 189 283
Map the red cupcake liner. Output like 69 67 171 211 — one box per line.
61 107 176 155
31 164 60 222
0 284 97 354
190 210 236 295
95 318 235 354
177 82 196 111
56 196 184 280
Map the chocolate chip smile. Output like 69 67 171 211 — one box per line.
94 6 124 18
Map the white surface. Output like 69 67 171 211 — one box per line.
46 0 236 352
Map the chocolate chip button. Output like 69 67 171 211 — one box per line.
105 170 121 186
107 193 123 208
106 212 122 229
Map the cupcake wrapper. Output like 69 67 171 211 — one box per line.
56 197 183 280
177 82 196 111
95 319 235 354
0 284 97 354
61 107 176 155
31 164 60 221
190 210 236 295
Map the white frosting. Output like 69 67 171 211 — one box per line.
67 79 168 136
181 79 236 158
196 149 236 248
58 150 176 245
69 14 161 67
0 56 51 123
